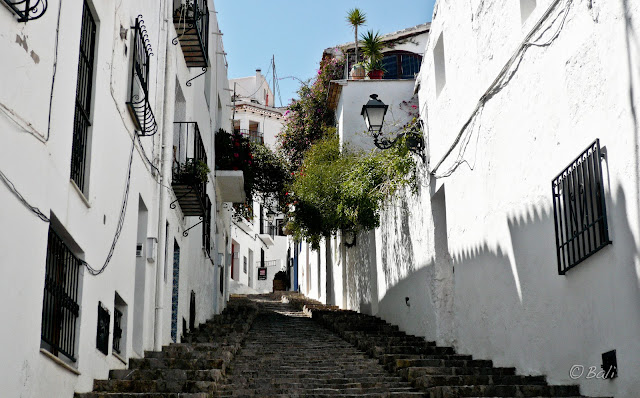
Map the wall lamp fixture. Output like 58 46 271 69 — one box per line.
361 94 426 162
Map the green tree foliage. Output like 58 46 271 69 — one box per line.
286 131 417 248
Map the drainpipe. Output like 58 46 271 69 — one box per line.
154 0 175 351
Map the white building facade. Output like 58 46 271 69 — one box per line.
300 4 640 398
0 0 238 396
227 71 289 293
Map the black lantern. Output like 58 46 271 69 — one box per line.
266 208 276 223
360 94 388 134
361 94 426 162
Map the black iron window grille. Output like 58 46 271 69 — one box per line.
126 16 158 136
96 302 110 355
202 195 212 257
41 228 81 362
112 307 123 354
1 0 47 22
381 51 423 80
552 139 611 275
171 122 208 217
70 1 97 193
233 129 264 145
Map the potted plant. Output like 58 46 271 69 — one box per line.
361 30 385 79
346 8 367 80
174 158 210 184
273 270 288 291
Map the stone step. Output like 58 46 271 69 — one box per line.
128 356 229 370
92 379 215 394
422 383 581 397
408 374 547 388
109 368 223 382
397 366 516 378
75 393 209 398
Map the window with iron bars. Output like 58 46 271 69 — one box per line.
552 139 611 275
112 306 123 354
41 227 81 362
126 16 158 136
70 0 97 194
202 195 212 257
96 302 110 355
381 51 423 80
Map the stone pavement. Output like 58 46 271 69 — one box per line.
76 293 610 398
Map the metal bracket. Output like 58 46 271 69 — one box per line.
183 216 204 237
186 67 207 87
169 186 195 209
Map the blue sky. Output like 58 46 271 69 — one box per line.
215 1 436 107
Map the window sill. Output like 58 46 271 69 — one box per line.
113 352 127 365
40 348 81 376
70 179 91 208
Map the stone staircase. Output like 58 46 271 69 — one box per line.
76 293 610 398
75 296 258 398
286 294 610 398
215 296 423 397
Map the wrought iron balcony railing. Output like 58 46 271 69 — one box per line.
172 0 209 68
234 129 264 145
1 0 47 22
171 122 208 217
126 16 158 136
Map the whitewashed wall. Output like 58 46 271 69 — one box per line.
414 0 639 397
321 2 640 397
0 1 232 397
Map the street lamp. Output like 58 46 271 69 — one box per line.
266 209 276 223
360 94 388 134
361 94 426 162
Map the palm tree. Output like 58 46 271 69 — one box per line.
346 8 366 64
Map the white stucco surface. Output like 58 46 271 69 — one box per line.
0 1 234 396
310 2 640 397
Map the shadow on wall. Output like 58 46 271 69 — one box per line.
346 230 377 315
622 0 640 292
452 186 640 395
380 194 416 288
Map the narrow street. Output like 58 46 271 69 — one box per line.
76 294 607 398
216 297 421 397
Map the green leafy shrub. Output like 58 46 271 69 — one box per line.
286 131 417 248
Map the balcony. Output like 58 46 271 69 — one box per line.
234 129 264 145
1 0 48 22
215 171 245 203
171 122 208 217
172 0 209 68
258 221 276 247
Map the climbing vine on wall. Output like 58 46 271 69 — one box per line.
277 56 345 170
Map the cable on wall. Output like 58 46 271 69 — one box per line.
0 169 50 222
83 137 136 276
430 0 574 178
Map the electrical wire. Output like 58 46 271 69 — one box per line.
430 0 573 178
0 169 50 222
83 137 136 276
45 0 64 143
236 58 274 101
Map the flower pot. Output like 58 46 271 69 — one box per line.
273 279 286 292
350 64 366 80
367 70 384 80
